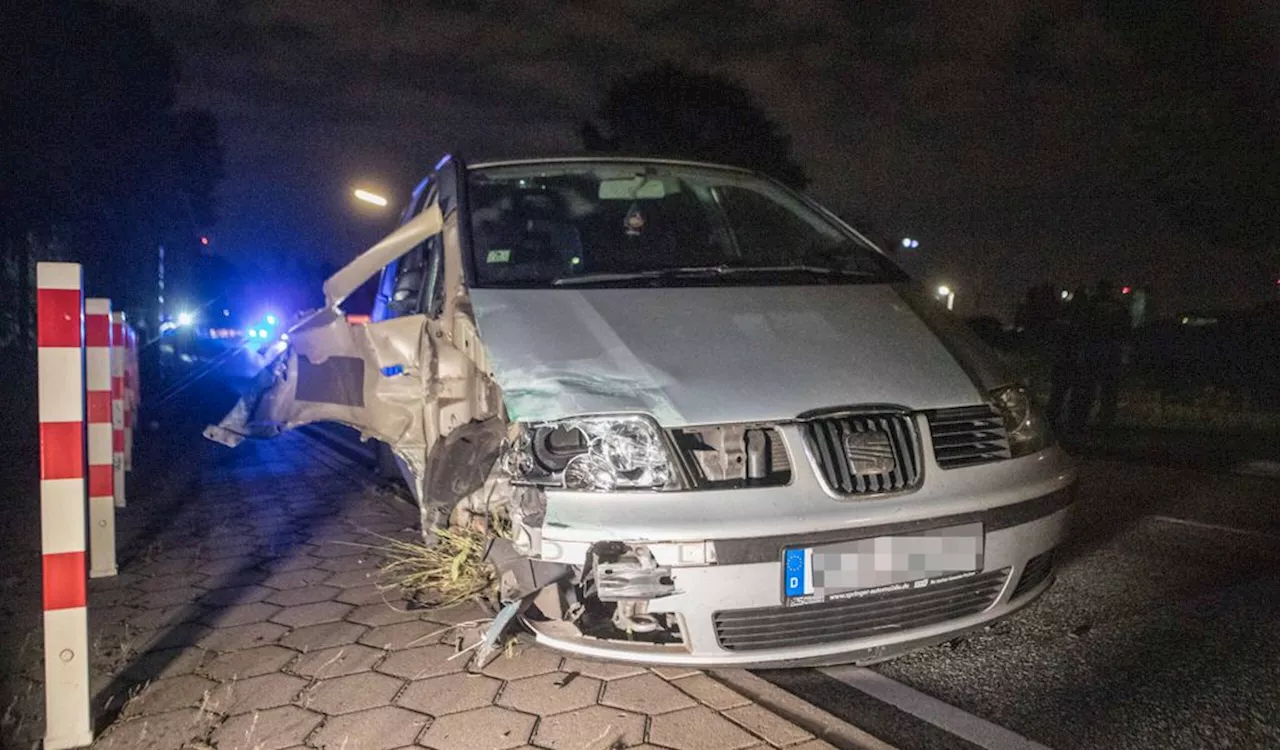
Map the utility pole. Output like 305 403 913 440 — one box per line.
157 243 165 330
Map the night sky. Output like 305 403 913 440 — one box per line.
122 0 1279 318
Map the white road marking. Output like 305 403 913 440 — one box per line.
820 666 1053 750
1145 515 1280 541
1233 460 1280 478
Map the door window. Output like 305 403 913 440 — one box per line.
384 191 444 319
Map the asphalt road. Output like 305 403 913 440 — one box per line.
761 459 1280 750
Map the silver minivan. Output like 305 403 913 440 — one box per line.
209 156 1076 667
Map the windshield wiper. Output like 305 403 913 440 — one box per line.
552 264 874 286
713 264 875 278
552 269 671 286
552 266 740 286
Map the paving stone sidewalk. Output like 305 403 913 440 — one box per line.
23 431 841 749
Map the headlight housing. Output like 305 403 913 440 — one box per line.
505 415 684 491
991 386 1052 457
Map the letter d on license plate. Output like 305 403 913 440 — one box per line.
783 523 983 605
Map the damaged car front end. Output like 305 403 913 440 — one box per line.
208 155 1075 667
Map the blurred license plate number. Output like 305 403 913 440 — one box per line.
782 523 983 605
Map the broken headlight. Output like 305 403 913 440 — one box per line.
991 386 1051 457
506 416 684 491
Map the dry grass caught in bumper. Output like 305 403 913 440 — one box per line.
375 525 499 608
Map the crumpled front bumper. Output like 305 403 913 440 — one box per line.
527 487 1071 667
525 435 1076 668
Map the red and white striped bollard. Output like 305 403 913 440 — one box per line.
86 299 117 578
122 324 135 472
37 262 94 749
110 312 127 508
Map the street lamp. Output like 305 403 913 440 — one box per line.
353 189 389 207
935 284 955 311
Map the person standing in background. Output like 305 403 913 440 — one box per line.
1046 285 1090 432
1065 280 1131 432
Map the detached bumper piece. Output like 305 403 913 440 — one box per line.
590 542 676 601
712 568 1010 652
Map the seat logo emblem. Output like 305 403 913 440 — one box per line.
843 430 896 475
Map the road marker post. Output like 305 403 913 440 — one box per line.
110 312 127 508
37 262 94 749
86 299 117 578
123 324 136 471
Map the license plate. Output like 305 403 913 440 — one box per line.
782 523 983 606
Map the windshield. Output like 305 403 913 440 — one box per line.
465 161 906 288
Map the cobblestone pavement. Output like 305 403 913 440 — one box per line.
7 430 843 750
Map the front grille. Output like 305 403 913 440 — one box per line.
928 405 1011 469
713 568 1009 651
1011 550 1054 600
802 413 921 495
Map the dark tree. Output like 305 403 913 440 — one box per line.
0 1 224 308
167 111 225 229
583 64 808 189
1099 1 1280 253
0 1 223 447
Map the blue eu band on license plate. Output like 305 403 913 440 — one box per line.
783 523 984 604
784 548 810 598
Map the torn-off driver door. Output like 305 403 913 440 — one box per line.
205 203 445 485
205 309 431 477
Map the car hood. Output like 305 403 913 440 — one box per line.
469 284 992 426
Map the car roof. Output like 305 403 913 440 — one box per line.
466 155 759 175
